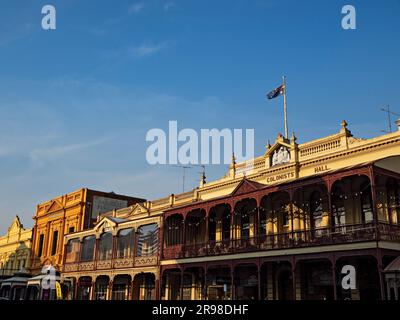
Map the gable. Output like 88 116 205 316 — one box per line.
132 203 149 215
231 178 265 196
7 216 22 234
46 200 63 213
94 217 117 233
265 140 293 167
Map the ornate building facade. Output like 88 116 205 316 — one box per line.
0 216 32 277
61 120 400 300
30 188 145 274
61 203 161 300
157 120 400 300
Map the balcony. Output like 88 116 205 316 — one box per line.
63 255 158 273
162 222 400 260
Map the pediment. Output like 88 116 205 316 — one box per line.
231 178 265 196
131 203 149 215
46 200 63 213
265 139 293 167
94 217 117 233
265 141 292 157
8 216 22 234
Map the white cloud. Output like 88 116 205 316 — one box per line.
130 41 169 57
29 138 111 167
128 2 145 14
164 2 175 11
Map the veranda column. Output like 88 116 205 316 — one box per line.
325 178 334 239
155 277 160 300
90 278 96 300
74 279 79 300
332 263 337 300
128 278 134 300
291 258 296 300
205 207 209 251
180 269 184 300
369 166 380 235
230 265 235 300
107 279 113 300
182 215 186 258
257 262 261 300
203 267 208 300
377 250 385 300
256 204 261 247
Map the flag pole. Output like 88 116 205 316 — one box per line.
283 75 288 139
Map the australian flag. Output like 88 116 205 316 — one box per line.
267 84 285 99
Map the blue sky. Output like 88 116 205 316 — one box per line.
0 0 400 233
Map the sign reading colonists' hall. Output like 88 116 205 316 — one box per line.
266 171 296 184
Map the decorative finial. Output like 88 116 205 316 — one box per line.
341 120 348 128
230 152 237 178
266 139 271 149
396 119 400 131
200 169 206 188
291 131 297 143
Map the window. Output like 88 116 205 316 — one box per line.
165 215 183 246
38 234 45 257
98 232 113 260
310 191 323 229
360 182 373 223
66 238 80 263
282 212 290 226
80 236 96 262
332 186 346 226
137 224 158 256
51 230 59 256
69 227 75 234
117 228 133 258
272 195 291 232
386 179 400 224
239 207 251 238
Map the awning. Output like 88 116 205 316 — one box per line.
0 276 29 288
27 274 61 286
384 256 400 273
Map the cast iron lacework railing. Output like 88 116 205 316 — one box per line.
162 222 400 259
63 254 158 272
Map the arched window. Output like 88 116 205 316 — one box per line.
236 204 251 239
272 194 291 232
360 182 373 223
65 238 80 263
80 236 95 262
310 191 323 230
165 215 183 246
185 210 205 245
221 208 231 241
386 178 400 224
332 186 346 226
208 212 217 242
137 224 158 256
117 228 134 259
98 232 113 260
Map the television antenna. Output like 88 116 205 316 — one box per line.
172 165 192 193
381 105 400 133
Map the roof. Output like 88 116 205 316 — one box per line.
0 275 30 287
27 274 61 286
164 161 376 213
384 256 400 273
107 217 128 224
